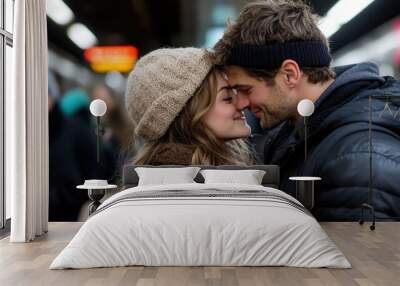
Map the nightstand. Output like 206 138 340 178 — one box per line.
289 176 321 210
77 183 117 215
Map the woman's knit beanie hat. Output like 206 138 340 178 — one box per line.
125 47 213 141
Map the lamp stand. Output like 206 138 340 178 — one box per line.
359 96 375 230
304 116 308 163
96 116 102 163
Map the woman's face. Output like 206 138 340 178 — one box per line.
202 72 251 140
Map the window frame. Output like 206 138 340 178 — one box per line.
0 0 14 232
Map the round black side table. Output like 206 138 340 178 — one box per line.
77 184 117 215
289 177 321 210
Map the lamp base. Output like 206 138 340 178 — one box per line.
88 189 105 216
359 203 375 231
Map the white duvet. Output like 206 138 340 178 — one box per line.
50 183 351 269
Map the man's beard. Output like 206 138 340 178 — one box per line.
259 105 285 129
258 87 295 129
258 85 297 129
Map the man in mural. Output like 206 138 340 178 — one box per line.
213 0 400 220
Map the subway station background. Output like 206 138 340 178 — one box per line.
2 0 400 223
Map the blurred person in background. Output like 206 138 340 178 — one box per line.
49 75 100 221
60 88 93 131
90 84 136 183
126 47 255 166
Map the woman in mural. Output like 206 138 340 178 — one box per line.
125 47 255 165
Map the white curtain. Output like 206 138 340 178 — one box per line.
7 0 48 242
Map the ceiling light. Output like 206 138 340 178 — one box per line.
46 0 74 25
319 0 375 37
67 23 98 49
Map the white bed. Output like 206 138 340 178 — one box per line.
50 182 351 269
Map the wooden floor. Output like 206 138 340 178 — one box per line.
0 222 399 286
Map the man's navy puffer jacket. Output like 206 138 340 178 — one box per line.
250 62 400 221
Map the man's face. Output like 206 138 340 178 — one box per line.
226 66 297 129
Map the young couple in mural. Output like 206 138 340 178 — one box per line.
125 0 400 220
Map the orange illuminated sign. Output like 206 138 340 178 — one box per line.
84 45 139 73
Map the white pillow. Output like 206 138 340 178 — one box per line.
135 167 201 186
200 169 266 185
